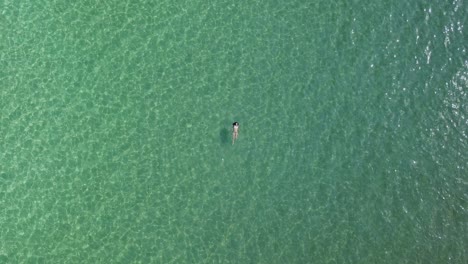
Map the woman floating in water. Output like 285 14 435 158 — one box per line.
232 122 239 145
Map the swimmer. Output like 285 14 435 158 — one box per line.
232 122 239 145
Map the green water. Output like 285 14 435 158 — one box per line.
1 0 467 263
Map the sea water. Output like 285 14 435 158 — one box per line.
0 0 467 263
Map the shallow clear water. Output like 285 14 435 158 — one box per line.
1 0 467 263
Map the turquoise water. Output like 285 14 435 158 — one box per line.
1 0 467 263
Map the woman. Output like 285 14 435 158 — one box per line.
232 122 239 145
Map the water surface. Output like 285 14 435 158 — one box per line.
0 0 467 263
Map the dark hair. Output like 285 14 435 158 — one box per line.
233 122 239 126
